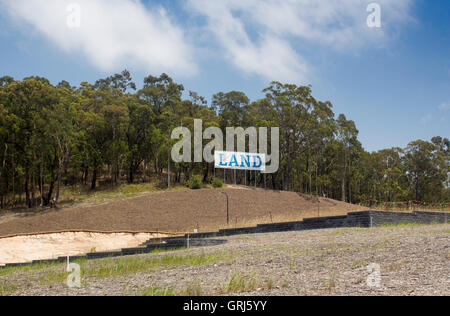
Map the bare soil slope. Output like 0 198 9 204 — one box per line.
0 187 367 236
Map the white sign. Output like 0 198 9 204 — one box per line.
214 151 266 172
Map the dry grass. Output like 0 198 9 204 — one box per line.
181 280 204 296
372 205 450 213
79 251 235 280
0 280 18 296
57 183 187 208
218 271 279 295
136 285 176 296
219 272 259 294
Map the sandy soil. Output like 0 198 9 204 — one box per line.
0 188 368 236
1 224 448 296
0 232 165 266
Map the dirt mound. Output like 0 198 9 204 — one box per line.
0 188 367 236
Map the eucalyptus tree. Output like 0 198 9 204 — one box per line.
403 140 441 201
336 114 361 202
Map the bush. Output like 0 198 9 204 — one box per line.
189 175 203 190
212 178 223 188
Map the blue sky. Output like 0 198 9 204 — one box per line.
0 0 449 152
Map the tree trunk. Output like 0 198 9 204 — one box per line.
283 132 290 191
11 136 15 204
128 168 134 184
55 146 71 204
0 143 7 209
341 172 346 202
116 164 120 185
341 150 347 202
91 168 97 190
349 181 352 204
55 162 62 204
46 178 55 206
415 176 419 201
202 162 209 183
39 161 44 206
25 170 31 209
31 171 36 208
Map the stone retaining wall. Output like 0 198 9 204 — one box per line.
2 210 447 268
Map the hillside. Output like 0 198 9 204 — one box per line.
0 187 368 237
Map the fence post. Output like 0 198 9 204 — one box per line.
221 191 230 226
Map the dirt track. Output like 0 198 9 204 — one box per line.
0 188 367 236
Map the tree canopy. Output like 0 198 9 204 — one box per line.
0 72 448 209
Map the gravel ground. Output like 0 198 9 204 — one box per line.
1 224 448 296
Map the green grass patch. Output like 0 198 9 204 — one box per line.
0 246 192 278
37 268 70 286
426 228 450 234
136 284 176 296
212 178 223 188
81 250 234 280
0 249 234 288
180 280 204 296
327 227 368 236
0 281 18 296
219 272 259 294
378 221 441 228
0 259 87 278
185 175 203 190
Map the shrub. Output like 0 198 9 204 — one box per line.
212 178 223 188
189 175 203 190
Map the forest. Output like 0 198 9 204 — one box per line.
0 70 448 209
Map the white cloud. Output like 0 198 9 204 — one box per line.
187 0 413 83
1 0 414 82
1 0 197 77
420 113 433 125
439 101 450 111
